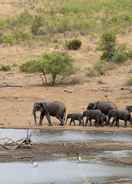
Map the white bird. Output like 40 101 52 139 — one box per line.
32 162 38 168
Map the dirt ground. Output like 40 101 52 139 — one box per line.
0 0 132 138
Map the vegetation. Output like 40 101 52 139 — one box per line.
127 77 132 86
0 0 132 45
0 64 11 71
98 32 130 63
94 60 115 75
20 52 74 86
65 39 82 50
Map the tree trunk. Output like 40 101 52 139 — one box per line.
40 74 45 86
51 74 57 86
42 70 48 86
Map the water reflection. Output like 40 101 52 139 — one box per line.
0 129 132 143
0 159 132 184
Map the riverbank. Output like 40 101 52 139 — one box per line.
1 125 132 133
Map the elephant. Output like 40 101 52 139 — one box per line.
66 113 84 126
107 109 132 127
87 101 117 115
33 101 66 126
83 110 107 127
126 105 132 112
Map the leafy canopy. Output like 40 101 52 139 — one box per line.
20 52 74 85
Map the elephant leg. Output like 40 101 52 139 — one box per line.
39 112 45 126
115 119 119 128
89 119 92 126
57 115 65 126
79 119 82 126
82 119 85 127
65 117 69 125
73 120 76 126
111 118 115 127
107 117 111 125
124 120 127 127
96 119 100 127
45 113 52 126
70 119 72 126
85 117 89 126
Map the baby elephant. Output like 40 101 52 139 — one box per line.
126 105 132 113
108 109 132 127
66 113 84 126
83 110 107 127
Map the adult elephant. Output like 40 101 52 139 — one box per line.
33 101 66 126
87 101 117 115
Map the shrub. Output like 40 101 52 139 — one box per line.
99 32 116 62
0 64 11 71
111 46 128 63
20 52 74 86
94 60 114 75
31 16 43 35
127 77 132 86
127 49 132 59
0 34 16 45
65 39 82 50
20 59 41 73
99 32 130 63
14 31 32 42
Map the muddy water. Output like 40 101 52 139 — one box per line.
0 159 132 184
0 129 132 143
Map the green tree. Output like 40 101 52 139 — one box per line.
20 52 74 86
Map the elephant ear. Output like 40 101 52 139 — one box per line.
41 102 49 114
87 103 96 110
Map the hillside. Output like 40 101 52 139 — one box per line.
0 0 132 127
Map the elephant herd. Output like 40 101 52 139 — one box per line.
33 100 132 128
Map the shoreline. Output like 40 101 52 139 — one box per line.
0 125 132 133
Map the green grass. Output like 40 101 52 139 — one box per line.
1 0 132 44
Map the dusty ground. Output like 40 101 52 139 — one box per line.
0 141 132 162
0 1 132 128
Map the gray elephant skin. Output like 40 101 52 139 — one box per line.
87 101 117 115
33 101 66 126
108 109 132 127
66 113 84 126
83 110 107 127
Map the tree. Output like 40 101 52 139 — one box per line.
20 52 74 86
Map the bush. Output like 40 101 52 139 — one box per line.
20 52 74 86
111 46 128 63
0 64 11 71
65 39 82 50
99 32 116 62
0 34 16 45
99 32 130 63
20 59 41 73
31 16 43 36
127 77 132 86
94 60 114 75
0 31 32 45
14 31 32 42
127 49 132 59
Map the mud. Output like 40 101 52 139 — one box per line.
0 141 132 162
